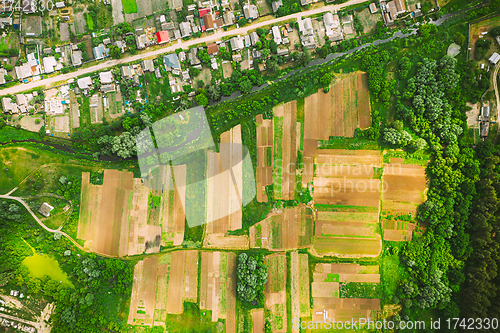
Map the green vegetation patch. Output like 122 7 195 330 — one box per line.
22 253 73 287
339 282 381 298
122 0 138 14
325 273 339 282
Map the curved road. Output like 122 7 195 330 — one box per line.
0 193 83 250
0 0 369 96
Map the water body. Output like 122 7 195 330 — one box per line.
22 253 73 287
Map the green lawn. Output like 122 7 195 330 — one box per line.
122 0 138 14
0 35 9 55
86 13 94 31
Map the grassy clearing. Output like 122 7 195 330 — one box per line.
382 150 430 166
317 137 380 150
86 13 94 31
381 242 406 304
122 0 138 14
315 204 379 213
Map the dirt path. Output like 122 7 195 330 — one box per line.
493 64 500 144
0 312 40 331
0 0 369 97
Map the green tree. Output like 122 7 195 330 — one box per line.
109 45 122 59
196 93 209 106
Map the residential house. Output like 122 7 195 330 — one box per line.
121 66 137 80
15 63 32 81
55 1 65 8
286 23 292 33
272 0 283 13
342 15 355 35
0 68 6 85
300 0 310 6
211 58 218 70
156 30 170 44
244 35 251 47
181 70 190 81
325 13 343 41
298 18 313 36
77 77 93 90
277 48 289 56
0 66 7 84
232 53 242 62
489 52 500 65
223 10 235 26
214 17 224 28
101 84 116 93
369 2 378 13
71 50 83 67
103 38 112 45
114 40 127 52
272 26 282 44
243 4 259 20
93 44 109 60
179 22 192 38
0 17 12 29
164 53 181 70
43 56 57 74
382 0 407 25
99 71 113 84
252 49 262 59
203 14 215 31
172 0 183 11
136 34 148 49
38 203 54 217
301 35 316 49
188 48 200 66
249 31 260 46
142 59 155 72
1 97 17 113
230 36 244 51
178 51 187 62
207 43 219 55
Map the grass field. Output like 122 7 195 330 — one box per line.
122 0 138 13
86 13 94 31
22 253 73 287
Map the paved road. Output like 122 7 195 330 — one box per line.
0 0 369 96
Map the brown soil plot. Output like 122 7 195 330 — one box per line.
205 125 244 242
127 256 159 326
304 72 371 141
249 206 313 251
199 251 237 331
128 251 200 326
311 262 381 323
312 237 382 258
265 254 287 333
251 309 264 333
256 114 274 202
382 162 427 242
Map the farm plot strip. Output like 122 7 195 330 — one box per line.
265 254 287 333
381 161 427 241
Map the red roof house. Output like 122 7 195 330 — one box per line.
199 8 210 17
156 31 170 44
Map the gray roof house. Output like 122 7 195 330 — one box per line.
272 26 282 44
230 36 244 51
77 77 93 90
2 97 18 113
298 18 313 36
249 31 260 46
71 50 83 67
188 48 200 66
0 68 6 85
38 203 54 217
142 59 155 72
300 0 310 5
99 71 113 84
179 22 192 38
243 4 259 20
164 53 181 70
121 66 135 80
223 11 235 25
272 0 283 12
